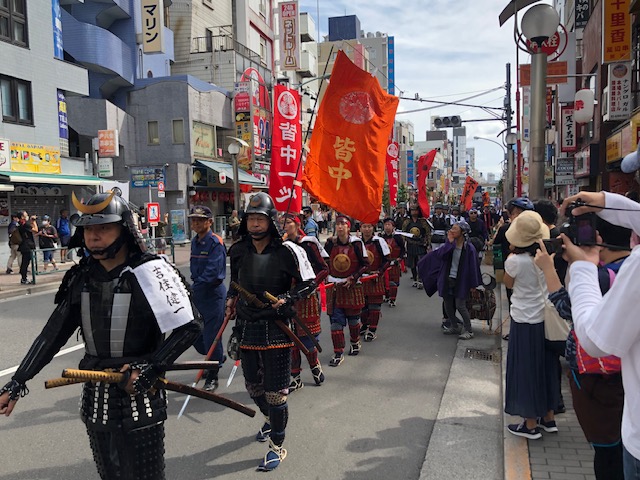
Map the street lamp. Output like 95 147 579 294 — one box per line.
520 4 560 199
227 138 242 213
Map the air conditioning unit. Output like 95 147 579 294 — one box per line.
601 86 610 121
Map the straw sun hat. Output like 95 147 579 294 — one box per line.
505 210 550 248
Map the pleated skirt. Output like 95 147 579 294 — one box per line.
505 320 560 419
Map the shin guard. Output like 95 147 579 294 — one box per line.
268 403 288 447
330 329 345 353
368 308 381 332
290 347 302 375
304 348 318 370
348 323 362 344
389 285 398 301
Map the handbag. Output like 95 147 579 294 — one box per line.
543 302 570 341
466 287 497 321
536 271 571 342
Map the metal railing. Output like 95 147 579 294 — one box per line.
28 238 180 284
191 35 261 62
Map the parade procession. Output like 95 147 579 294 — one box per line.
5 1 640 480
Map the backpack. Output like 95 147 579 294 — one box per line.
9 227 22 246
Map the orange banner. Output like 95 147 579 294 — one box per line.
417 150 437 217
603 0 631 63
302 50 399 224
460 176 479 212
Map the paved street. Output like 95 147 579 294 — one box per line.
0 264 504 480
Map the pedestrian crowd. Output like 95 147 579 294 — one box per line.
3 187 640 480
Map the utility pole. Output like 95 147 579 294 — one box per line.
505 63 515 203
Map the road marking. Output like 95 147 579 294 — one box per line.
0 343 85 378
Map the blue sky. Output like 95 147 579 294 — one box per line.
298 0 546 177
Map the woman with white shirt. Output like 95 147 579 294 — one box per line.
503 210 559 439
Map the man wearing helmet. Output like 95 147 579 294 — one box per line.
0 190 202 480
226 192 316 471
380 217 406 307
402 204 431 288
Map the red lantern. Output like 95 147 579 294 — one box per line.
202 191 209 201
211 192 217 201
222 192 229 201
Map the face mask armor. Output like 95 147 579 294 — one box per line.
69 190 147 258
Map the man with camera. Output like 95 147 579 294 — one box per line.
559 190 640 479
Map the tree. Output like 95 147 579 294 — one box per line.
397 183 408 206
382 180 390 215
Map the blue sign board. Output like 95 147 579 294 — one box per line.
52 0 63 59
407 150 414 185
387 36 395 95
57 90 68 139
130 167 165 188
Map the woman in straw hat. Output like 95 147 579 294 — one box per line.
503 210 560 440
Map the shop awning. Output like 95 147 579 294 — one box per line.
0 184 14 192
195 160 266 187
0 171 103 186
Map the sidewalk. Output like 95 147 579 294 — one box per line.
500 283 596 480
0 241 198 301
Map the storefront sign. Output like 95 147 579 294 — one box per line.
141 0 164 54
98 129 119 157
278 1 300 71
561 105 576 153
574 146 591 178
10 142 61 174
607 62 632 121
575 0 590 29
170 209 188 242
606 131 622 163
98 157 114 177
603 0 631 63
519 61 567 86
0 138 9 169
555 157 575 185
192 122 216 159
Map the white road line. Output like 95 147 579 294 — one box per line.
0 343 85 378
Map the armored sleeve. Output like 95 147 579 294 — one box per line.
12 269 82 385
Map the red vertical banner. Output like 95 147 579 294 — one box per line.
269 85 302 212
386 140 399 207
417 150 437 216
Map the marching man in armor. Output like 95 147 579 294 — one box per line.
324 214 369 367
0 190 202 480
226 192 316 471
430 203 451 251
402 204 431 289
359 220 391 342
381 217 406 307
282 213 329 391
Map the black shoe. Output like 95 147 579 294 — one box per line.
20 278 33 285
6 268 12 274
203 370 219 391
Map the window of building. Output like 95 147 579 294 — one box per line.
0 0 28 47
259 37 267 65
202 0 214 9
1 74 32 125
147 121 160 145
172 119 184 144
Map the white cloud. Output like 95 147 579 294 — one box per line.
298 0 542 177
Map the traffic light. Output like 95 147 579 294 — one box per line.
432 116 462 128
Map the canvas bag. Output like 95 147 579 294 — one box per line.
537 271 571 342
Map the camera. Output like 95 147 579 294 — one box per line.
543 238 563 255
560 200 597 246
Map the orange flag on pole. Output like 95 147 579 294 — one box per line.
301 50 399 224
460 176 479 211
417 150 437 216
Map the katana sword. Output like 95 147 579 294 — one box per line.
58 369 255 417
263 290 322 353
230 282 311 356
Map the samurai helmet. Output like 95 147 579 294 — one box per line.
70 189 147 257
